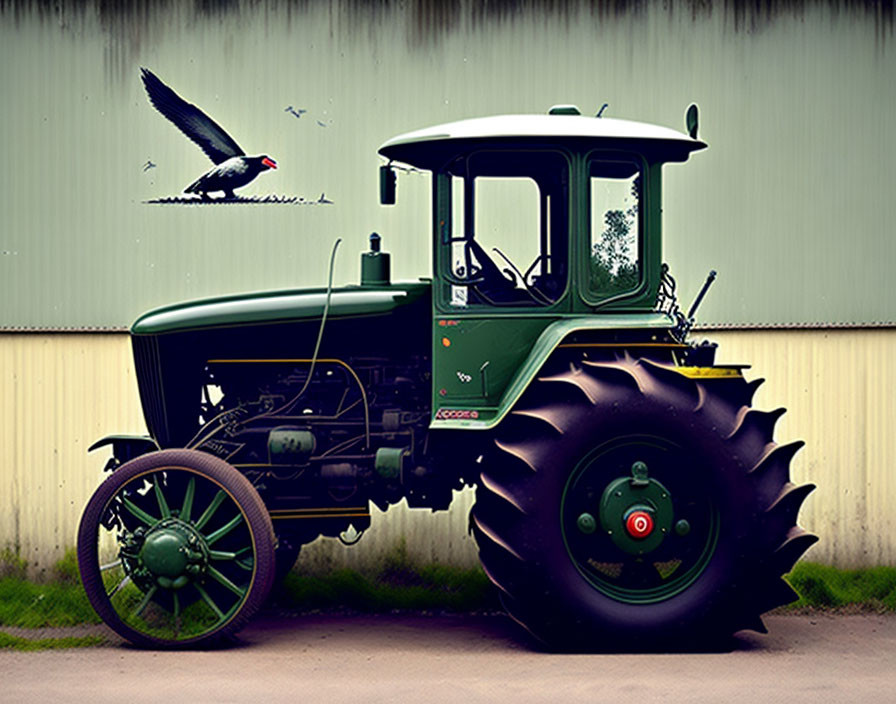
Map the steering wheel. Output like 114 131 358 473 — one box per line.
444 267 484 286
467 239 512 286
523 254 549 287
492 248 554 305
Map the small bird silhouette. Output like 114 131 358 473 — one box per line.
141 68 276 199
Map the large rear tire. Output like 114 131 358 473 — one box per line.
471 356 816 650
78 449 276 648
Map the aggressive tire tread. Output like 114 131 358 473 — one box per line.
472 356 816 650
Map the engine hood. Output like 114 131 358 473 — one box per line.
131 281 431 335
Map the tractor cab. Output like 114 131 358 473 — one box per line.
378 106 707 424
379 105 706 314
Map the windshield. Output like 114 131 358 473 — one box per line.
440 150 569 308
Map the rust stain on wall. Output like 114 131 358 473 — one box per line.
2 1 893 65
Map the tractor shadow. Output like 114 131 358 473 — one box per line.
229 608 798 655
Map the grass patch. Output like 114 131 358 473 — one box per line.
275 541 498 614
0 631 105 652
277 556 896 616
2 546 894 642
0 550 100 629
0 548 28 579
783 562 896 612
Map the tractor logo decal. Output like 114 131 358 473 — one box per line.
435 408 480 420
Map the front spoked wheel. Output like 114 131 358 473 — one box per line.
78 449 275 648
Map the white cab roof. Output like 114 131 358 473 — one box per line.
379 113 706 167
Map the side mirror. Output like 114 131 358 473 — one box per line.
685 104 699 140
380 164 396 205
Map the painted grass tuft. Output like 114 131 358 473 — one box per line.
144 194 333 205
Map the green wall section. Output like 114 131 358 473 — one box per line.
1 1 894 328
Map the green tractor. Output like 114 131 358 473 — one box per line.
78 104 816 649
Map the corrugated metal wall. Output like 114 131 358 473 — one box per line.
2 1 895 329
708 328 896 568
0 335 147 577
2 329 893 575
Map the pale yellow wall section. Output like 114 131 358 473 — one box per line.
708 329 896 569
1 330 893 574
0 334 146 577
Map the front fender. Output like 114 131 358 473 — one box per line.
88 435 160 472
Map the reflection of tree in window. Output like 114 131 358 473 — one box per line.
590 163 641 297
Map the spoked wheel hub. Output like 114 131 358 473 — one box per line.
121 519 210 591
562 437 718 604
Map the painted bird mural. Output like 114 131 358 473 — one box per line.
140 68 277 199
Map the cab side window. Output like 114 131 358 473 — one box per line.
588 158 642 299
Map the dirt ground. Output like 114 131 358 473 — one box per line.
2 612 894 703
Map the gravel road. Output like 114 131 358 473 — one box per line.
2 612 893 703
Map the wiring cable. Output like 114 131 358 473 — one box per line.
187 238 345 450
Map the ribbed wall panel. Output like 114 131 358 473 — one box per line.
1 330 893 575
0 334 146 578
707 329 896 568
1 3 895 329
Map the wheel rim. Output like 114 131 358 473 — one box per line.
93 467 259 642
561 435 719 604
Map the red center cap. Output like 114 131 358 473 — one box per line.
625 510 654 539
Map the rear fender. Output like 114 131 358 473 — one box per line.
430 313 675 430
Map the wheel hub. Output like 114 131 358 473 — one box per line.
562 441 719 604
624 507 655 539
121 518 210 591
141 530 190 577
598 461 673 555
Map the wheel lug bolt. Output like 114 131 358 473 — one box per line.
576 513 597 534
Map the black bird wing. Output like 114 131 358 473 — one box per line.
141 68 245 164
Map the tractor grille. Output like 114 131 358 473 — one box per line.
131 335 170 444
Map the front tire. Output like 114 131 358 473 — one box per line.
78 449 276 648
472 356 816 650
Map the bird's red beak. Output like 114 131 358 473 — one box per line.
263 157 277 170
